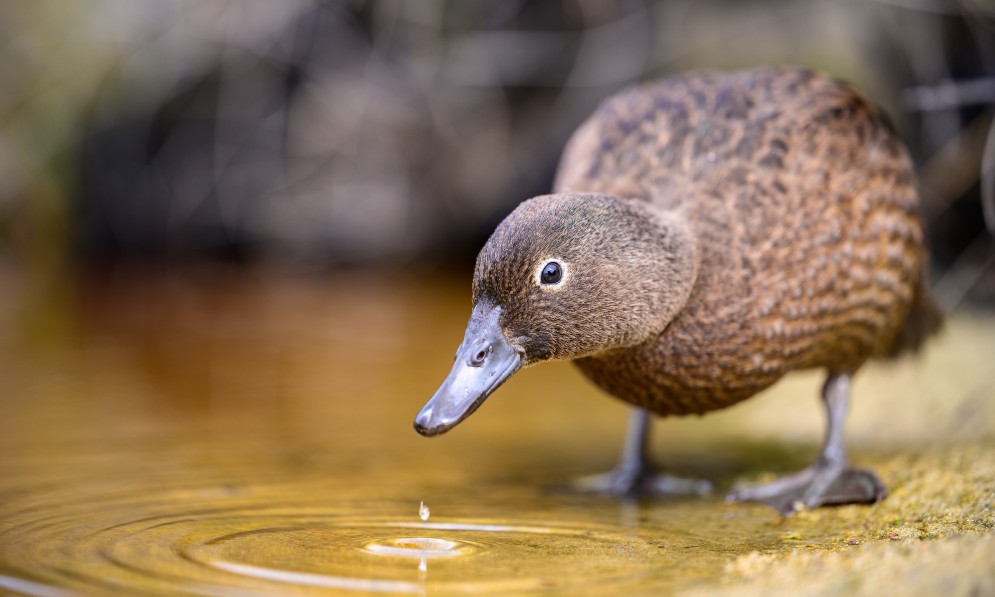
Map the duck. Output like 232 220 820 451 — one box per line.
413 67 942 515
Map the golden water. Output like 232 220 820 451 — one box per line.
1 266 993 596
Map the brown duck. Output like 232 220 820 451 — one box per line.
414 67 942 515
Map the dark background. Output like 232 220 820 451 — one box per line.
1 0 993 306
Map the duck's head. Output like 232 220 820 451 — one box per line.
414 193 696 436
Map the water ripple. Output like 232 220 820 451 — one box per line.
1 496 667 595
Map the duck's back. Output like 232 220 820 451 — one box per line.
556 68 931 416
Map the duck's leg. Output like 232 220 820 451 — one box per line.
725 373 886 515
575 408 712 497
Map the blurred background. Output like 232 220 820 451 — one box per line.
0 0 993 285
0 0 994 449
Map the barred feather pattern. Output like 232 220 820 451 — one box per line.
553 68 934 416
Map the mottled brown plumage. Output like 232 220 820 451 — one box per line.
416 67 942 514
549 67 937 416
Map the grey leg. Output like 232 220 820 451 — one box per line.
575 408 712 497
726 373 886 515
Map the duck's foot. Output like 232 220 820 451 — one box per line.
573 408 712 498
725 461 886 515
574 463 712 498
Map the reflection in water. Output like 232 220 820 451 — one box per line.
0 266 993 595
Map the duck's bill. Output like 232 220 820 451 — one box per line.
414 302 522 437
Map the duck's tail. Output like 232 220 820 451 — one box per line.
884 281 944 359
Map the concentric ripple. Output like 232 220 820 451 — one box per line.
185 518 661 593
0 492 674 596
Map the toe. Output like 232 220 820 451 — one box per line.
812 468 887 507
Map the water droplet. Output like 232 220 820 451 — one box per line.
419 501 430 521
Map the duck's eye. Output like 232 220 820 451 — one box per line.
540 261 562 285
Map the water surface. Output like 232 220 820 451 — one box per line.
1 266 993 595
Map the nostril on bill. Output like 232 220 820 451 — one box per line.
470 346 489 366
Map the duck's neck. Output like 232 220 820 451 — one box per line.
613 201 699 347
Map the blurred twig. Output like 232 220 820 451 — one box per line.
917 109 993 223
981 112 995 235
906 78 995 237
932 235 995 311
903 77 995 111
869 0 995 18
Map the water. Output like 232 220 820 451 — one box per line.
1 265 993 595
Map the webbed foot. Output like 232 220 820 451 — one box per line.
725 373 887 515
725 461 885 515
575 463 712 498
575 408 712 498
